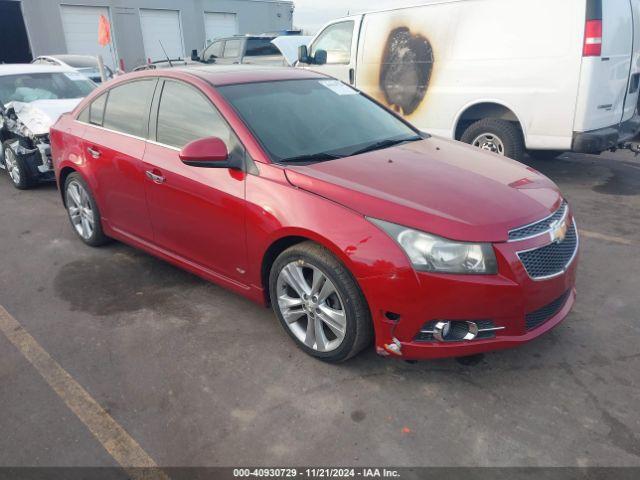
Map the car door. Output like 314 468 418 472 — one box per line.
142 79 247 280
81 79 157 242
306 19 361 85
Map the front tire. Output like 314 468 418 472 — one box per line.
269 242 373 363
64 173 110 247
3 142 34 190
460 119 525 161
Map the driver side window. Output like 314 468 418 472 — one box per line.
203 41 224 63
310 21 354 65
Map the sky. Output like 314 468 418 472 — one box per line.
292 0 436 34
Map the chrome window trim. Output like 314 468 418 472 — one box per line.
508 202 568 243
75 120 147 142
146 139 180 151
516 219 579 282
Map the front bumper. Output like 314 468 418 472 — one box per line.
9 139 55 182
358 213 579 360
572 112 640 154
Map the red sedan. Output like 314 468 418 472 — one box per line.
50 66 578 362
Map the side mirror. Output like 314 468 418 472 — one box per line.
191 49 200 62
297 45 310 64
179 137 231 168
314 49 328 66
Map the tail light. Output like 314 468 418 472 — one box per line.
583 19 602 57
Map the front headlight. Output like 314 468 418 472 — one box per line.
369 218 498 274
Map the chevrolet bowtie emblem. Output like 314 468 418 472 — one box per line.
549 218 568 244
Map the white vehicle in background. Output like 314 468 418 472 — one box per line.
293 0 640 161
32 54 114 84
0 64 96 189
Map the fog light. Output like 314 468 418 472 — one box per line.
433 321 478 342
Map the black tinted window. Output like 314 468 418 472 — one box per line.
156 81 231 148
89 93 106 125
103 80 155 137
218 79 417 163
246 39 280 56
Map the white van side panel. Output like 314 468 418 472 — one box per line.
355 0 584 149
574 0 634 132
622 0 640 123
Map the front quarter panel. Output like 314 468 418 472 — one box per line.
244 164 423 344
51 113 87 191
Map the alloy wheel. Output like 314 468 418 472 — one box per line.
276 261 347 352
472 132 505 155
66 180 95 240
4 148 21 185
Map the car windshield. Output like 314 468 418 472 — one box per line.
0 72 96 104
218 79 421 163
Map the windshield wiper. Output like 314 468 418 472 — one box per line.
349 135 422 157
281 152 344 163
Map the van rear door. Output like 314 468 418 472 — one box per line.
621 0 640 124
574 0 634 132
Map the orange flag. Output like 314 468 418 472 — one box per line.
98 15 111 46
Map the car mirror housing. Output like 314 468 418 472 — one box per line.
179 137 231 168
297 45 310 64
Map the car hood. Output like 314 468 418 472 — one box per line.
284 137 563 243
5 98 82 136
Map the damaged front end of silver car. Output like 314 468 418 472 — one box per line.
0 102 54 185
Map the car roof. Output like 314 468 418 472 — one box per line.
0 63 75 76
48 54 100 67
169 65 325 86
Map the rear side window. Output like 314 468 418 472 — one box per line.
156 80 232 148
223 39 242 58
245 39 280 56
103 80 156 138
89 93 107 126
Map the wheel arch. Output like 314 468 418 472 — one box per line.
259 230 359 306
453 100 526 142
58 166 79 206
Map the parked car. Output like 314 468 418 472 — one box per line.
192 35 287 66
0 64 96 189
32 54 114 83
50 66 578 362
291 0 640 160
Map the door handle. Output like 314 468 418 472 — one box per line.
87 147 101 159
349 68 355 85
145 170 165 184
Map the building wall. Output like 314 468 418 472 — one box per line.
15 0 293 70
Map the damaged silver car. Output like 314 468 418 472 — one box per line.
0 64 95 189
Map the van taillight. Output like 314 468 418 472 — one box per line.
583 19 602 57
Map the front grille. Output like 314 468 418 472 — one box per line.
415 320 497 343
525 290 571 331
509 202 568 241
517 221 578 280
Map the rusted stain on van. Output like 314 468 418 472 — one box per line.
379 27 434 116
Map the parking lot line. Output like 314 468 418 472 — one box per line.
580 229 635 246
0 305 169 480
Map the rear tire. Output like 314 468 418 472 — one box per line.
64 172 110 247
3 142 34 190
460 119 525 161
269 242 373 363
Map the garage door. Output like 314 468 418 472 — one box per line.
204 12 238 45
140 9 184 62
60 5 116 68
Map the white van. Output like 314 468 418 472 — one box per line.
294 0 640 160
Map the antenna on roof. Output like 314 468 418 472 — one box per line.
158 40 173 67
